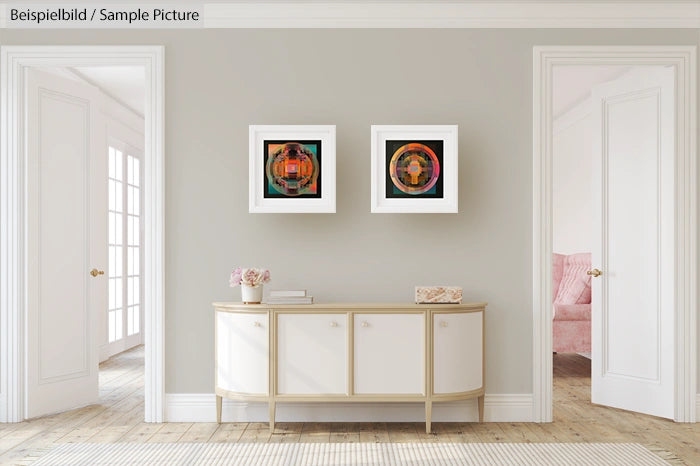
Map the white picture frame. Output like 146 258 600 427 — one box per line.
249 125 336 213
371 125 458 213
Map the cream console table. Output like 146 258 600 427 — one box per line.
213 302 486 433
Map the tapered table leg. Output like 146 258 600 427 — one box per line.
478 395 484 422
269 400 276 432
216 395 222 424
425 400 432 434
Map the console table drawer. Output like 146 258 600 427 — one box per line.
354 313 424 395
277 313 347 395
433 311 483 394
216 312 268 395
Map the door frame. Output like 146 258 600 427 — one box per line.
0 46 165 423
532 46 697 422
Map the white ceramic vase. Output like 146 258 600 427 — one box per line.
241 284 263 304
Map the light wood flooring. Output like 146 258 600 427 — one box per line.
0 347 697 464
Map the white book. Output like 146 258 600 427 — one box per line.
269 290 307 298
264 296 314 304
266 296 313 301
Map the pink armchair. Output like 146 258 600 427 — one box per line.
552 253 592 353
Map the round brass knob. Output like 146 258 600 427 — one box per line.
587 268 603 277
90 268 104 277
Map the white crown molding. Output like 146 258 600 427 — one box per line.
165 393 534 423
24 67 145 122
202 2 700 29
66 68 145 120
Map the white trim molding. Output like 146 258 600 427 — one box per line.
532 46 697 423
165 393 534 423
202 2 700 29
0 46 165 423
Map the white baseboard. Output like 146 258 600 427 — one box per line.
165 393 533 423
696 394 700 422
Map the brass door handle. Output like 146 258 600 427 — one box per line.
90 268 105 277
587 268 602 277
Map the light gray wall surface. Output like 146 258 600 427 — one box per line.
1 29 698 395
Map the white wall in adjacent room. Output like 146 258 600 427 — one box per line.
553 101 593 255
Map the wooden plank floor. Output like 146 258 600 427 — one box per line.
0 348 698 464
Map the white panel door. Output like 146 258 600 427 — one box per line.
590 66 675 419
433 312 482 394
216 312 268 395
354 313 424 394
26 69 104 418
277 314 346 395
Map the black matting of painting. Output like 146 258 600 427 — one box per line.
263 140 322 199
385 140 444 199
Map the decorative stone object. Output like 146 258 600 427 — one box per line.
415 286 463 304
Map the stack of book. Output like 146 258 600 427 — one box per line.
264 290 314 304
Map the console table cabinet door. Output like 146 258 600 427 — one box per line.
216 312 268 395
433 311 483 394
277 313 347 395
354 313 424 394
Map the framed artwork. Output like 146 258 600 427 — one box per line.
371 125 458 213
249 125 336 213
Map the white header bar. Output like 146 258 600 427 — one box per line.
1 2 699 29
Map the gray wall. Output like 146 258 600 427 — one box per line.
1 29 698 395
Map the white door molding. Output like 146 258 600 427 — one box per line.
532 46 697 422
0 45 165 423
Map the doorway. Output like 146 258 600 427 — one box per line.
532 46 697 423
24 65 147 418
0 46 164 423
551 64 676 418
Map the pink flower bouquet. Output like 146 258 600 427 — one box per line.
229 267 271 288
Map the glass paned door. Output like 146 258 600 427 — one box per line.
108 147 123 343
126 154 141 336
108 142 143 350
